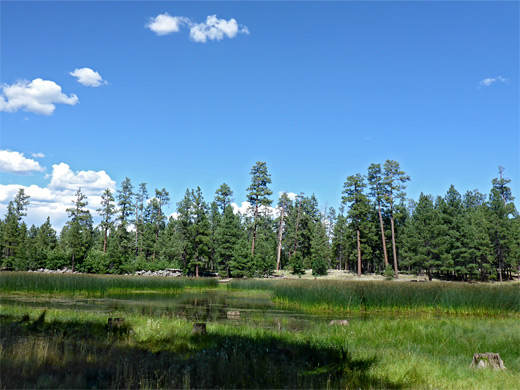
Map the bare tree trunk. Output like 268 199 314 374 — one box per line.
251 204 259 257
276 202 286 271
196 264 199 278
72 253 75 273
390 216 399 279
378 205 388 267
356 228 361 277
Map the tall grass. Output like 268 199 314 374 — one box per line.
229 279 520 314
0 272 218 296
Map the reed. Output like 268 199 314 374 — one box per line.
0 272 218 296
228 279 520 314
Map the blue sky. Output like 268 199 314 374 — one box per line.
1 1 518 227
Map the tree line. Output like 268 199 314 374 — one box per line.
1 162 518 281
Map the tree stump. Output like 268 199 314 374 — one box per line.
470 353 506 370
192 323 207 335
227 310 240 319
329 319 349 326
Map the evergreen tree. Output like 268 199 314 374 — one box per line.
310 219 329 275
342 174 370 277
64 188 93 271
367 163 389 268
383 160 410 278
275 193 291 271
115 178 134 258
215 183 234 214
215 205 242 277
2 189 30 265
97 188 116 254
247 162 273 257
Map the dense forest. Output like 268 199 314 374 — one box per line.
1 161 518 281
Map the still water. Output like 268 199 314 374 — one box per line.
0 290 349 329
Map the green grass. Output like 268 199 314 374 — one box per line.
0 272 218 296
228 279 520 315
1 305 518 389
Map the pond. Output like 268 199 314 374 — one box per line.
0 289 352 330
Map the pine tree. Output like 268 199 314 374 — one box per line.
276 193 291 271
215 183 234 214
97 188 116 254
342 174 370 277
216 205 242 277
247 162 273 257
383 160 410 278
64 188 93 272
310 219 330 276
367 163 389 268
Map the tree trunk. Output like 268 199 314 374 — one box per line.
390 216 399 279
251 203 259 257
356 228 362 278
276 202 285 271
103 228 107 254
196 264 199 278
72 253 75 273
378 205 389 268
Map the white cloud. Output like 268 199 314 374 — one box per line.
479 76 508 87
70 68 107 87
146 13 249 43
146 13 189 35
0 150 45 175
31 152 46 159
190 15 249 43
0 78 78 115
278 191 298 201
231 201 279 218
0 163 116 229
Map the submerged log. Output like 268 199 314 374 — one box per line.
192 323 207 335
470 353 506 370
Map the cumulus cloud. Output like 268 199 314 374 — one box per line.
146 13 249 42
0 150 45 175
0 78 78 115
479 76 508 87
190 15 249 43
146 13 190 35
278 191 298 201
0 163 116 229
70 68 107 87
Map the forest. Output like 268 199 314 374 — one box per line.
1 161 518 282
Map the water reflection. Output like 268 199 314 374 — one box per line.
0 290 357 329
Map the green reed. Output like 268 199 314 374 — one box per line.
0 272 218 296
229 279 520 314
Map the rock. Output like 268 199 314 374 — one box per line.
192 323 207 335
227 310 240 319
471 353 506 370
329 319 349 326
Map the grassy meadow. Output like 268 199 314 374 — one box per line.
1 273 519 389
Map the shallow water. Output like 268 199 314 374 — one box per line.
0 289 355 330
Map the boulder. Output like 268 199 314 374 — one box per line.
227 310 240 319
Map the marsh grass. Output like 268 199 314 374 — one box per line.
229 279 520 315
0 307 400 389
0 272 218 296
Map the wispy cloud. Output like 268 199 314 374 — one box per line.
31 152 46 159
70 68 107 87
146 13 249 43
0 78 78 115
479 76 508 87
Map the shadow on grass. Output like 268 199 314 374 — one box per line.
0 313 405 389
